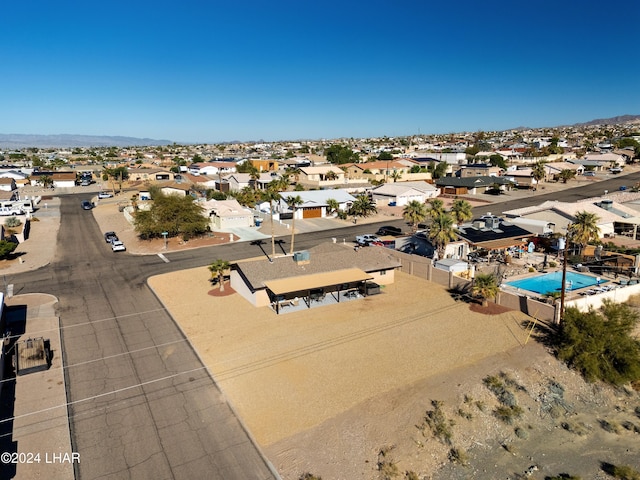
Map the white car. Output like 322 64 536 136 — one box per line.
98 192 114 199
111 241 126 252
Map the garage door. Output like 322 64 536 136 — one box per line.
303 207 322 218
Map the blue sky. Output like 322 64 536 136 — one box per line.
1 0 638 143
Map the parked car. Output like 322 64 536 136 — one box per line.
81 200 93 210
620 185 627 191
376 226 403 236
583 171 596 176
104 231 118 243
0 206 24 216
356 234 381 246
98 192 113 199
111 241 126 252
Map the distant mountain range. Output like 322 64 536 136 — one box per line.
0 133 173 149
570 114 640 127
1 115 639 149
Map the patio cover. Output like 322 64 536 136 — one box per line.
474 238 527 250
264 268 373 295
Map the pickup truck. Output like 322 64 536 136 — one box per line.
356 234 381 246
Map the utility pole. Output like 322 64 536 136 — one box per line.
559 229 572 324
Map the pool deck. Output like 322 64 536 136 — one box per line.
500 268 619 300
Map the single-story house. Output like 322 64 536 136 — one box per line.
435 176 515 195
370 181 439 206
128 168 175 182
52 172 77 188
279 189 356 219
297 165 346 188
0 178 16 192
188 161 237 176
503 198 640 239
459 164 502 178
230 242 401 310
158 181 193 196
202 199 254 230
227 172 282 191
456 217 533 253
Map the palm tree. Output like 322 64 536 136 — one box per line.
349 194 377 219
40 175 53 189
263 182 282 257
450 199 473 225
208 259 230 292
532 161 546 184
326 198 339 216
472 273 498 307
285 195 303 254
428 198 445 219
403 200 427 232
248 166 261 191
428 212 457 259
557 169 576 184
390 170 402 183
568 211 600 257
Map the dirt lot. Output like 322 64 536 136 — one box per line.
149 267 640 480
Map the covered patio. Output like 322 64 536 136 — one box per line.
265 268 375 314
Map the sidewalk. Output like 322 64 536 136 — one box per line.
2 293 74 480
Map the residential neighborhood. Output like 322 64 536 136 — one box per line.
2 117 640 480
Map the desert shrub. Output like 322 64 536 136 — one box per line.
546 475 581 480
599 419 622 434
622 421 640 434
601 462 640 480
494 405 524 424
549 261 557 268
561 420 591 436
376 446 399 479
404 471 419 480
557 303 640 385
4 216 21 228
457 408 473 420
635 406 640 418
514 426 529 439
299 474 322 480
422 400 454 445
448 447 469 465
475 400 486 412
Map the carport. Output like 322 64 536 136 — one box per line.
265 268 374 314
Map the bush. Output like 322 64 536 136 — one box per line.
448 447 469 465
557 302 640 385
4 216 21 228
422 400 454 445
601 462 640 480
0 239 17 259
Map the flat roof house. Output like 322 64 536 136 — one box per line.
231 243 401 312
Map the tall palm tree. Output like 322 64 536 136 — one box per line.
208 259 230 292
472 273 498 307
349 194 377 219
390 170 402 183
568 211 601 256
450 199 473 225
263 182 282 257
532 161 546 184
248 166 261 191
428 198 445 219
403 200 427 232
428 212 457 259
286 195 303 254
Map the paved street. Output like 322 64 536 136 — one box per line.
8 197 278 480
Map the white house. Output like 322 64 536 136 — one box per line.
202 199 254 230
188 161 237 176
371 181 439 206
280 189 356 219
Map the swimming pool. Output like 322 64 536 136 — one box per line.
505 271 606 295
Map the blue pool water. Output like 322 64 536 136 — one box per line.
506 271 606 295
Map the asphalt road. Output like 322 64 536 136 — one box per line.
10 198 278 480
8 171 639 479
